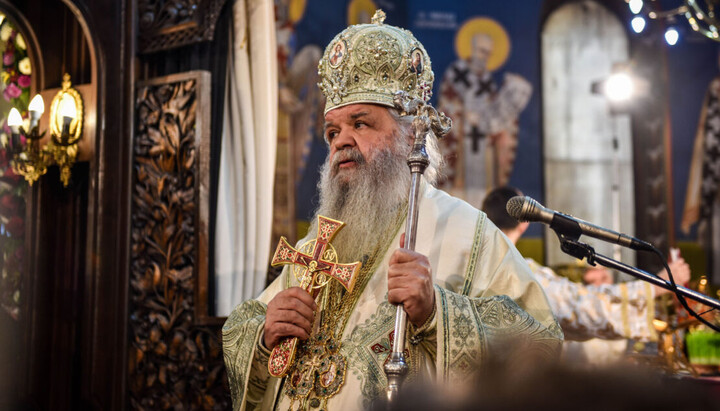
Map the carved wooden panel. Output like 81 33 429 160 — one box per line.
130 71 229 409
138 0 229 54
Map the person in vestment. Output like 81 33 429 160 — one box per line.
681 50 720 283
223 12 562 411
482 186 691 342
437 30 532 207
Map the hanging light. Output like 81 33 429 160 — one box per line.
629 0 644 14
631 16 647 33
665 26 680 45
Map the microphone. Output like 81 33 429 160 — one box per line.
506 196 654 252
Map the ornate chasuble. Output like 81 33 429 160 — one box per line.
223 183 563 411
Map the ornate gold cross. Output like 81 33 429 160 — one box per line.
267 215 362 377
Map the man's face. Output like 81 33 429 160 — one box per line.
323 104 405 181
583 267 613 286
471 34 493 68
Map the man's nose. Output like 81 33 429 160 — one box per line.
332 127 356 150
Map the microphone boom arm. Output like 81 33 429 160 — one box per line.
558 238 720 313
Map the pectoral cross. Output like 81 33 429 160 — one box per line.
267 215 362 378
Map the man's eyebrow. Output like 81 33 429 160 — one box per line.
323 111 370 131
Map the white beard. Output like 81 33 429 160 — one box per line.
309 134 411 264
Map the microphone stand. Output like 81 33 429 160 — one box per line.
558 236 720 312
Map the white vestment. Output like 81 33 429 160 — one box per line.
223 184 563 411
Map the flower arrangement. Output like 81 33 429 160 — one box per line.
0 15 29 320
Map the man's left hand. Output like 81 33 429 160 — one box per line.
388 235 435 327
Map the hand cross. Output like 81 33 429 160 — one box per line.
267 215 362 377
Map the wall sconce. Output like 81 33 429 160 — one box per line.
7 73 84 186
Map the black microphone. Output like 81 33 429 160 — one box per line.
506 196 654 252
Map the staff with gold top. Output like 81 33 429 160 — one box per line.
222 10 562 411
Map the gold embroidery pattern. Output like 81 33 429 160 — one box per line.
461 212 485 296
345 301 417 409
285 333 348 411
439 289 563 383
621 282 630 338
472 295 563 363
222 300 268 406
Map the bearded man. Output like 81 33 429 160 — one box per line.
223 11 562 411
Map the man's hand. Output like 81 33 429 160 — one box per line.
388 235 435 327
264 287 317 349
655 257 691 296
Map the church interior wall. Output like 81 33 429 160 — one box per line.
0 0 717 409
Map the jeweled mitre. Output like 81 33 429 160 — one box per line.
318 9 434 114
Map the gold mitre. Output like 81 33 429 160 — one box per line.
318 9 434 115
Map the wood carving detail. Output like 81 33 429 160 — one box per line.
138 0 228 53
130 73 229 409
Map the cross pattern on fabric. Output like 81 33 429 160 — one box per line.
268 215 362 377
452 65 471 88
474 77 496 97
467 125 486 153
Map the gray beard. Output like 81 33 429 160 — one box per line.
310 136 411 264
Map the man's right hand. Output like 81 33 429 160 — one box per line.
654 258 691 296
264 287 317 349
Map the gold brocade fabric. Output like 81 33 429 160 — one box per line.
223 182 563 411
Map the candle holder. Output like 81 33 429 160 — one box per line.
6 73 84 186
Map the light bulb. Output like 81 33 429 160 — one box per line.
604 73 634 102
58 95 77 120
28 94 44 130
631 16 646 33
7 108 22 132
665 27 679 45
29 94 44 115
629 0 643 14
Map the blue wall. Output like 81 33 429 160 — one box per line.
290 0 719 241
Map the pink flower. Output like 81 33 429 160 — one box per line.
3 51 13 66
3 83 21 101
17 75 30 88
